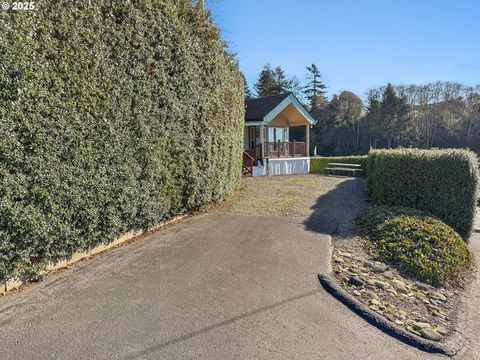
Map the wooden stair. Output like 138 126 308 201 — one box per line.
242 151 255 176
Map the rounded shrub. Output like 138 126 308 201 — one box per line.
370 214 472 286
357 205 428 234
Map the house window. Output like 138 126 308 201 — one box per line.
268 127 284 142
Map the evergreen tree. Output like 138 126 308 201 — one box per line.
272 66 288 94
254 64 277 97
395 92 413 145
272 66 301 95
375 84 412 148
365 89 382 148
254 64 302 98
303 63 327 110
380 83 398 148
241 73 253 100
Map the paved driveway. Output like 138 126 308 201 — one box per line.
0 176 444 359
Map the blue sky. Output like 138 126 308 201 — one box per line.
208 0 480 98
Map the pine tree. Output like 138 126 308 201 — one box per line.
254 64 301 98
365 89 382 148
241 73 253 100
254 64 277 97
395 92 413 146
380 83 398 148
303 64 327 110
377 84 412 148
272 66 288 94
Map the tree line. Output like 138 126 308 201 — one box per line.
245 64 480 155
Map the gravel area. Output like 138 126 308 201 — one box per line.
218 174 369 234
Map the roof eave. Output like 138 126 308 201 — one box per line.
257 94 316 125
244 94 316 126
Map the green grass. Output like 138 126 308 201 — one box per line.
310 156 367 176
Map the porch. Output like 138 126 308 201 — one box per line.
242 93 316 176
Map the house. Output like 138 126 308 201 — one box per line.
243 93 316 176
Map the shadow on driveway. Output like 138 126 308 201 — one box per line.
304 177 370 237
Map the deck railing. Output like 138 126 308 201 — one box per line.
254 141 306 159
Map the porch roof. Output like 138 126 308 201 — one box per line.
245 93 316 126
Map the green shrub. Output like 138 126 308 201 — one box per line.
0 1 244 282
369 214 472 286
310 156 367 176
357 205 429 235
367 148 479 239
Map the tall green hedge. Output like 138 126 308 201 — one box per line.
310 156 367 176
0 1 244 282
367 148 479 239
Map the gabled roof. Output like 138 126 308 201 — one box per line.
245 93 316 125
245 93 291 122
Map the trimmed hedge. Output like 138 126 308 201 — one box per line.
310 156 368 176
358 207 472 286
367 148 479 239
0 1 244 282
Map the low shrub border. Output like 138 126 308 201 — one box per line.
310 156 368 176
367 148 479 239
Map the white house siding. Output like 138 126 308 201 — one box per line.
252 157 309 176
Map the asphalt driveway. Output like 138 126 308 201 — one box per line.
0 176 445 359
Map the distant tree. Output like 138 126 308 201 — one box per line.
303 64 328 153
254 64 277 97
286 75 303 98
272 66 289 93
380 83 412 148
395 92 413 146
365 89 382 148
254 64 302 97
272 66 302 96
464 90 480 147
312 91 363 155
318 94 341 153
336 91 364 153
331 80 480 155
303 63 327 111
241 73 253 100
380 83 398 148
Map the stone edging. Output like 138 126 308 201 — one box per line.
1 214 188 295
318 273 457 356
